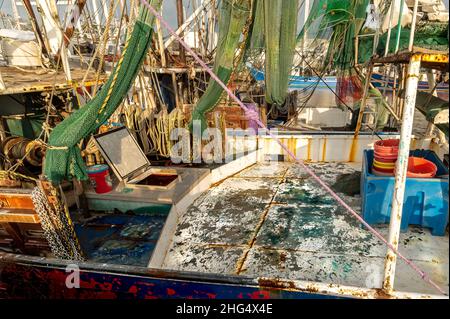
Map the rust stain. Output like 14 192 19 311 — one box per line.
337 288 371 299
421 53 448 64
289 138 295 160
349 137 358 162
258 279 389 299
411 139 417 150
307 138 311 161
321 138 327 162
373 289 392 299
258 278 296 290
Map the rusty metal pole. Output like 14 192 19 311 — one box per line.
384 0 398 57
176 0 187 64
382 54 422 294
408 0 419 52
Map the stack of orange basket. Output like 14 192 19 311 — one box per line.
372 139 399 176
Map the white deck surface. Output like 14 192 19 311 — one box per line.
162 162 449 296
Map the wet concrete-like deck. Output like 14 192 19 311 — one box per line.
163 162 449 295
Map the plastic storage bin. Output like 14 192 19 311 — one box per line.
361 149 449 236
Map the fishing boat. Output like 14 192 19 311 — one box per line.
0 0 448 300
249 66 449 98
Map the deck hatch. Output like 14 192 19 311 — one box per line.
93 126 150 182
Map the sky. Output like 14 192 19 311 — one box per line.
0 0 188 30
0 0 449 32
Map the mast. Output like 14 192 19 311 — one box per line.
36 0 72 81
91 0 102 33
176 0 186 64
62 0 87 48
11 0 22 30
21 0 51 58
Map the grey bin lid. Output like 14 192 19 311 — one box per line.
93 126 150 182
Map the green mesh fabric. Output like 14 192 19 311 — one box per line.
415 92 448 138
296 0 369 71
246 0 264 52
295 0 369 110
189 0 251 133
264 0 299 106
358 22 449 64
43 2 162 183
191 0 300 129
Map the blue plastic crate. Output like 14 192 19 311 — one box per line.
361 149 449 236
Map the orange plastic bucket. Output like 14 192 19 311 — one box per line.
374 139 399 163
407 157 437 178
373 155 397 164
374 139 399 155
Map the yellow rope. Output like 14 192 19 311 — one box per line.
146 108 186 158
0 170 38 182
96 38 131 119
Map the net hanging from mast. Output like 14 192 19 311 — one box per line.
43 1 163 183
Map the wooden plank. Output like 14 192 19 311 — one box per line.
0 66 106 95
1 222 25 251
0 192 35 210
0 209 40 224
372 47 448 68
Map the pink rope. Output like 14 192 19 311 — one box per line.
140 0 447 296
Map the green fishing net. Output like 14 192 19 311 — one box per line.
293 1 370 111
189 0 252 133
43 2 162 183
358 22 449 64
190 0 301 132
263 0 299 106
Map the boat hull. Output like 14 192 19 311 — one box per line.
0 253 338 299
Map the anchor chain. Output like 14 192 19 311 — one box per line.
31 181 85 261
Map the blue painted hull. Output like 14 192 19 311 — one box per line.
0 253 341 299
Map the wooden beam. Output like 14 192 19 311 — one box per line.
176 0 187 64
1 222 25 251
0 209 40 224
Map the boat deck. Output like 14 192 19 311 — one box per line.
162 162 449 295
74 213 167 267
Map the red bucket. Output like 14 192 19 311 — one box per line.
87 164 113 194
373 155 397 163
374 139 399 159
374 139 399 154
407 157 437 178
